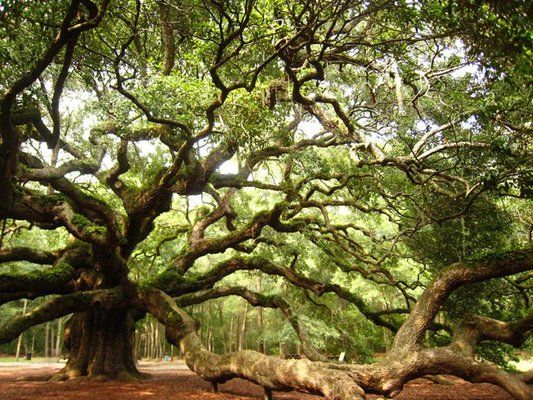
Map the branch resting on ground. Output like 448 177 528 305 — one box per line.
142 288 366 400
144 249 533 400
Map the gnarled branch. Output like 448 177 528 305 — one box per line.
0 287 125 345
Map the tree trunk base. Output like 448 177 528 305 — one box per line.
49 366 148 382
51 309 143 381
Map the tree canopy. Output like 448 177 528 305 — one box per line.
0 1 532 399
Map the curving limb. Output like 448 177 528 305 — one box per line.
144 250 533 400
0 244 93 305
142 288 366 400
0 287 125 345
391 249 533 356
0 247 57 265
0 262 75 294
451 313 533 354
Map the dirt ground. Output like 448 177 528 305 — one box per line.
0 361 516 400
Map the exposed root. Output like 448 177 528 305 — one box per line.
49 367 83 382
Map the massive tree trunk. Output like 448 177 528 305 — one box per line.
52 308 142 381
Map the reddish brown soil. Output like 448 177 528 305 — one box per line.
0 362 515 400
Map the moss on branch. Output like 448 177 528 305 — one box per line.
0 262 75 293
0 287 125 345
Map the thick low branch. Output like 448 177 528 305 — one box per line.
0 262 75 293
0 247 57 265
391 249 533 355
451 312 533 355
0 287 124 345
0 244 92 303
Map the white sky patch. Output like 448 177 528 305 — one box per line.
135 140 160 157
298 119 324 139
185 194 205 208
81 114 98 140
451 63 479 78
461 116 478 130
62 90 92 114
441 40 480 79
415 120 428 131
218 155 239 174
100 152 115 170
195 137 212 157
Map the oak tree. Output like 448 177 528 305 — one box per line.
0 1 531 399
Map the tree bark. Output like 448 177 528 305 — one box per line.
142 289 366 400
140 249 533 400
52 308 143 381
